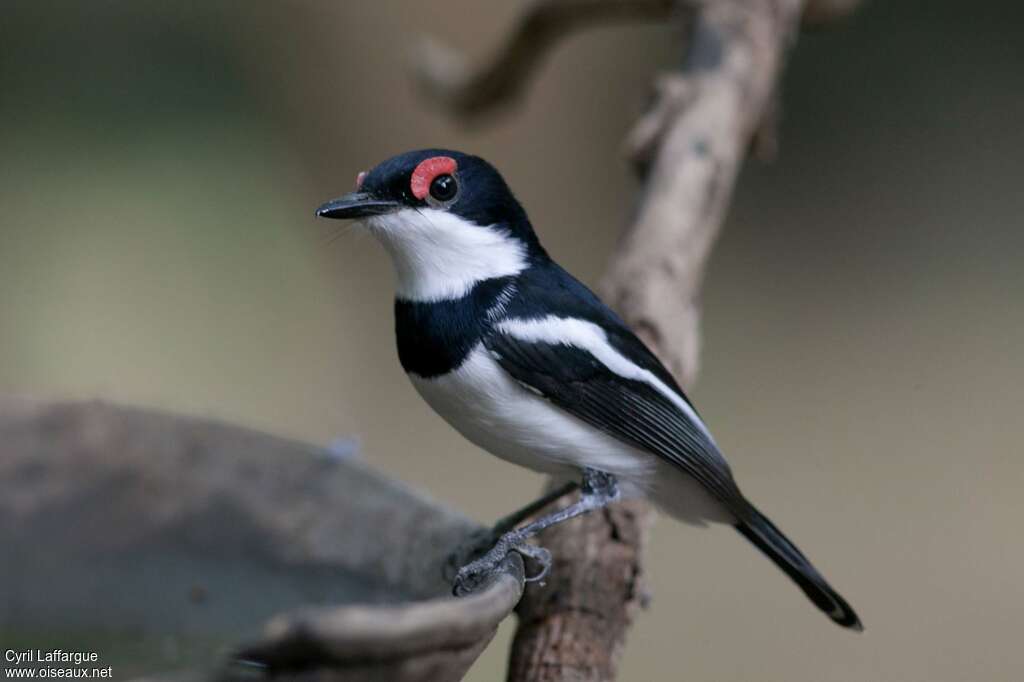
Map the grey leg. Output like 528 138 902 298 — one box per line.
452 469 619 596
492 479 580 534
444 480 579 582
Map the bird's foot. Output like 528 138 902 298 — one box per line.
443 526 499 583
451 529 552 596
448 470 618 595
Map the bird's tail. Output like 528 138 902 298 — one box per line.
735 504 863 631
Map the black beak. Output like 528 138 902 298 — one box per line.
315 192 400 219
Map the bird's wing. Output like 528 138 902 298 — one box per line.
483 313 745 511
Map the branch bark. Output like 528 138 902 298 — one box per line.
0 399 524 682
604 0 803 387
504 1 805 680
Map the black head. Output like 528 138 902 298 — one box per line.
316 149 541 251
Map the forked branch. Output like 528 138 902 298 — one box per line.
415 0 862 122
414 0 676 120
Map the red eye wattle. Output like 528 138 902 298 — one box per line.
410 156 458 200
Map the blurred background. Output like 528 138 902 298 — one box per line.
2 1 1022 680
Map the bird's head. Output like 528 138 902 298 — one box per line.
317 149 543 301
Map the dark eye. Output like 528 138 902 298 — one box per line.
429 174 458 202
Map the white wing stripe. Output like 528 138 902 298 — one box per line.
494 316 716 443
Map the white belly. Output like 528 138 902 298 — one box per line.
408 345 731 525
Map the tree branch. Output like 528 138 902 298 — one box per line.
605 0 804 387
504 1 806 680
414 0 676 120
0 399 525 682
415 0 861 122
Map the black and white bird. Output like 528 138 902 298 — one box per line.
317 149 862 630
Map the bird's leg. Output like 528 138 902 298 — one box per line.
452 469 619 596
444 480 579 582
493 479 581 534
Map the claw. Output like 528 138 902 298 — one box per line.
517 544 552 583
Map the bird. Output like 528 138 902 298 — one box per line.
316 149 862 630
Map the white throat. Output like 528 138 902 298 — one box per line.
365 208 528 302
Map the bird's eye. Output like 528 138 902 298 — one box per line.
429 174 458 203
411 156 459 204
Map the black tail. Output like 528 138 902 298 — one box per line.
735 505 863 631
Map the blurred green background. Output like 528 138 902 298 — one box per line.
2 1 1022 680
